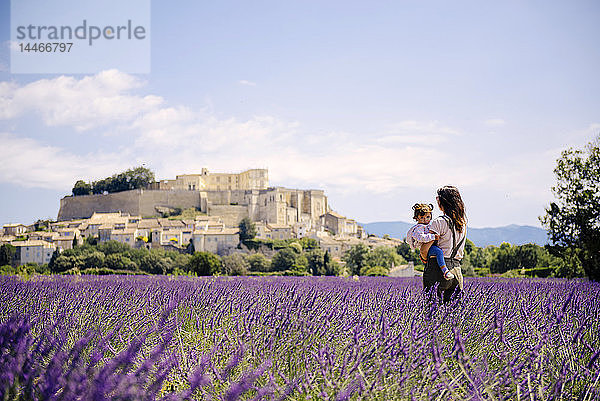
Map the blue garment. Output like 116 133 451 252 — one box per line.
428 245 446 268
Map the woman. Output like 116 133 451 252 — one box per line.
421 185 467 303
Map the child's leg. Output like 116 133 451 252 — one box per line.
428 245 446 268
428 245 454 279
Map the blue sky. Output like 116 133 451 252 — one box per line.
1 0 599 229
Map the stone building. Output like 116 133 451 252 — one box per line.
266 224 293 240
3 223 27 236
321 211 358 237
192 227 239 255
13 240 56 265
152 168 268 191
58 186 328 229
58 168 329 230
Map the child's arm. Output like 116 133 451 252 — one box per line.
420 234 440 262
412 225 436 243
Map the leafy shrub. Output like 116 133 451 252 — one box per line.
221 254 249 276
524 267 555 278
188 252 221 276
361 265 388 276
247 253 270 272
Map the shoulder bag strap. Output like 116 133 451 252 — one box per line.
451 232 466 260
442 215 466 259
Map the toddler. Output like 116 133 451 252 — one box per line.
406 203 454 280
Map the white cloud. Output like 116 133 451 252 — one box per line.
127 113 476 194
387 120 462 136
0 132 127 190
0 69 163 130
239 80 257 86
372 121 462 146
0 71 566 226
484 118 506 127
376 134 448 145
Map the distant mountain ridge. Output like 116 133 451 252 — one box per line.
361 221 548 247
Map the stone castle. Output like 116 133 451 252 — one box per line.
4 168 414 266
58 168 329 228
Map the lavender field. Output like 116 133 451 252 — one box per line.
1 275 600 400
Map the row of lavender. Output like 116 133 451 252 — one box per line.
1 275 599 400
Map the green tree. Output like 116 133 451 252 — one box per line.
97 240 131 255
239 217 257 242
247 253 270 272
464 238 475 255
489 243 519 274
292 254 309 274
104 254 137 271
323 251 341 276
395 242 423 266
342 243 370 276
83 251 105 269
271 248 298 272
91 166 155 194
166 252 191 272
186 239 195 254
125 166 156 190
72 180 92 196
514 244 542 269
466 246 487 268
33 219 53 231
288 242 303 254
361 265 388 276
85 236 99 246
48 249 60 271
52 254 84 273
365 246 404 271
140 252 172 275
0 244 16 266
188 252 221 276
298 237 319 250
221 254 249 276
541 135 600 280
306 249 326 276
552 247 584 278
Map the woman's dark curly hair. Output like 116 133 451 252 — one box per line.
412 203 434 221
437 186 466 233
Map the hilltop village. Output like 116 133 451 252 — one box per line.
1 168 402 267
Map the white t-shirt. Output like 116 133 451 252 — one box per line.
428 215 466 260
406 223 436 251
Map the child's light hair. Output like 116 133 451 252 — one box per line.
412 203 434 221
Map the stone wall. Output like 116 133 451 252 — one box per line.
58 187 328 225
58 190 142 221
137 190 203 216
58 190 204 221
207 205 249 226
